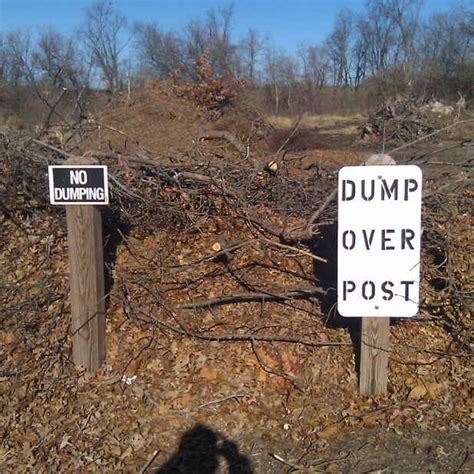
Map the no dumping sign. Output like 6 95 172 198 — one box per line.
48 165 109 205
337 165 422 317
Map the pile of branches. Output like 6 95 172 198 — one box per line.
0 124 340 358
422 191 472 350
1 119 471 351
1 119 337 242
360 95 437 143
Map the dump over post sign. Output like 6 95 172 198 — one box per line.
48 165 109 205
337 165 422 317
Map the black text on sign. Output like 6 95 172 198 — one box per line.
337 165 422 317
48 166 109 205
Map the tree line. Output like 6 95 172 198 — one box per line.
0 0 472 123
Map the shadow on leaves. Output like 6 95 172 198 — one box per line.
153 424 253 474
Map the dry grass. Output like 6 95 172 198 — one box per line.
266 113 365 130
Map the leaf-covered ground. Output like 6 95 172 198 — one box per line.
1 186 471 472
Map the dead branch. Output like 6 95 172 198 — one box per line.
197 127 248 157
140 450 161 474
304 187 338 235
42 88 68 131
92 121 158 156
261 237 327 263
32 139 73 159
251 338 304 391
175 171 241 200
175 287 326 309
139 309 350 347
275 112 304 156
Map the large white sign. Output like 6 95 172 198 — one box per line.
337 165 422 317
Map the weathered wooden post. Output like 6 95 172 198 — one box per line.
337 155 422 396
48 157 109 372
359 317 390 395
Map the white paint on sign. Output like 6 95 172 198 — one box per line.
337 165 422 317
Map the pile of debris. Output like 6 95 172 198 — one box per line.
360 95 457 143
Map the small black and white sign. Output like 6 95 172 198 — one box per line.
48 165 109 205
337 165 422 317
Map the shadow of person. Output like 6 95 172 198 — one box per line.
153 425 253 474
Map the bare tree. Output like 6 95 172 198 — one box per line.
134 22 184 79
80 0 127 93
357 1 396 76
4 29 33 87
33 29 83 90
326 9 353 86
419 8 474 97
239 28 265 83
302 44 330 89
183 3 237 79
263 48 299 112
205 4 236 76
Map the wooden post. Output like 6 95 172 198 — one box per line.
65 157 106 372
359 153 394 396
359 317 390 395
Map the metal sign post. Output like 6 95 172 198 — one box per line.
49 157 108 372
338 161 422 395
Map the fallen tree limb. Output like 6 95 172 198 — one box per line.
175 171 241 200
261 237 327 263
32 139 73 159
197 127 248 157
175 287 326 309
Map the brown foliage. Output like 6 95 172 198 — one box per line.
171 51 246 115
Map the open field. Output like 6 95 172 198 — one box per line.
266 113 365 130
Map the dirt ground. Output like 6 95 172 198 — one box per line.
0 88 472 472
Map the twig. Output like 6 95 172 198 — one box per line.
270 452 305 470
169 238 260 269
140 449 161 474
93 121 157 156
251 338 304 391
196 393 245 410
175 171 240 200
399 140 472 165
310 450 351 469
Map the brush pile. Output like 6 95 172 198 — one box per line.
360 95 458 143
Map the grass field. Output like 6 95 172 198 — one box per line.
266 113 365 129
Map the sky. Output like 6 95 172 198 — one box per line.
0 0 464 54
